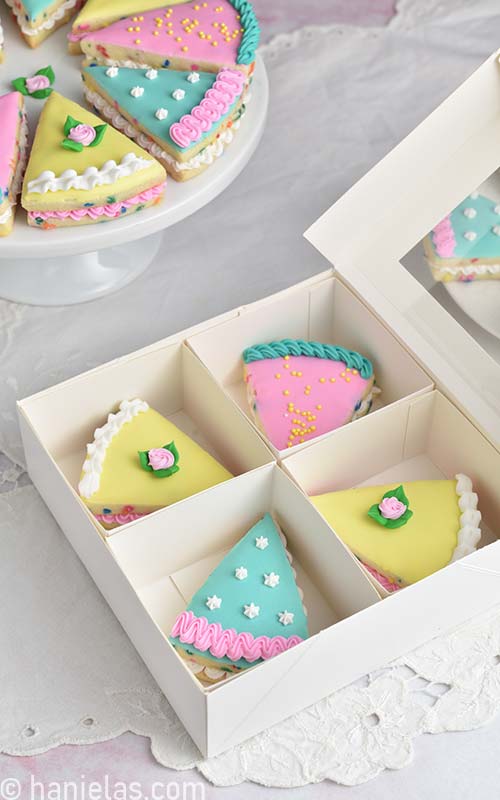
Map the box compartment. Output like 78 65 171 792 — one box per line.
283 391 500 595
19 335 274 536
187 274 434 456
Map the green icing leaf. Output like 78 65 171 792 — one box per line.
89 123 108 147
36 65 55 84
61 138 83 152
368 486 413 530
11 78 28 96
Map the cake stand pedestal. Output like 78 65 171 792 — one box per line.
0 8 268 306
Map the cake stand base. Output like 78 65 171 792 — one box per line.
0 232 163 306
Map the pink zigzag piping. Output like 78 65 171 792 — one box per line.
171 610 303 663
28 182 165 222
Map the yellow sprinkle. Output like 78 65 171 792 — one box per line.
310 425 316 431
299 438 305 444
182 45 189 51
283 390 290 396
330 377 336 383
346 377 351 382
225 36 231 41
181 17 190 23
316 404 322 410
340 371 346 378
319 377 326 383
127 26 134 31
138 15 144 20
295 408 301 413
353 369 358 375
284 355 290 360
301 411 308 417
275 373 281 379
176 35 183 41
202 1 208 5
153 30 159 35
134 25 140 30
212 40 218 45
346 368 351 372
287 443 293 448
305 385 311 390
193 3 200 7
167 29 174 34
284 363 290 369
213 21 219 26
167 20 173 25
134 38 141 43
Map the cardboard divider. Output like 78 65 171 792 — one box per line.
282 390 500 595
19 336 274 535
107 464 380 651
186 275 434 456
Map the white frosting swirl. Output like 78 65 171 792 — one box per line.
83 87 245 173
4 0 79 35
450 474 482 561
79 399 149 499
27 153 154 194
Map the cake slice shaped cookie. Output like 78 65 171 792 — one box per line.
424 191 500 282
170 513 308 684
0 92 28 237
69 0 187 53
243 339 378 450
80 0 259 74
78 399 233 529
5 0 84 47
82 64 246 180
311 477 481 591
22 91 166 229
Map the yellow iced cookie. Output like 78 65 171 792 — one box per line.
79 399 232 529
22 91 166 229
311 476 481 588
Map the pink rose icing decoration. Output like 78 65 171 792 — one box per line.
68 124 96 147
378 496 407 520
148 448 175 471
26 75 50 93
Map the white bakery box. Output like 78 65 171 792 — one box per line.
17 51 500 758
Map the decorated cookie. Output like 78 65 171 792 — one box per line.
68 0 187 53
311 476 481 591
79 0 259 75
78 399 232 530
21 92 166 229
243 339 378 450
5 0 85 47
424 191 500 281
170 513 308 684
0 92 28 238
82 64 246 181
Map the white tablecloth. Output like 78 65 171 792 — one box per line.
2 0 500 789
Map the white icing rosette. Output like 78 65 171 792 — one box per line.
451 473 482 561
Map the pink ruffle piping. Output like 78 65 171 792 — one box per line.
94 512 147 525
361 562 401 593
28 182 166 223
432 215 456 258
171 610 304 663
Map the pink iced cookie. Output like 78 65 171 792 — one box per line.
243 340 377 450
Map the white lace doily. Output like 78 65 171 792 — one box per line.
2 0 500 788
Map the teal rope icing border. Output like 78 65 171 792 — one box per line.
242 339 374 379
229 0 260 64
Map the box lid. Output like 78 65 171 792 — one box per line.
305 50 500 447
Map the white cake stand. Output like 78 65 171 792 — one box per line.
0 12 268 305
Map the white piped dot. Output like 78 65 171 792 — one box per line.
145 68 158 80
464 231 477 241
155 107 168 120
106 66 119 78
463 207 477 219
172 89 186 100
187 72 200 83
130 86 144 98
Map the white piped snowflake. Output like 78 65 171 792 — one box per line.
172 89 186 101
235 566 248 581
255 536 269 550
130 86 144 98
464 231 477 241
187 72 200 83
106 67 119 78
264 572 280 588
243 603 260 619
278 610 294 626
206 595 222 611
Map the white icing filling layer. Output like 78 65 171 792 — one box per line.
27 153 154 194
451 473 482 561
4 0 79 35
84 86 243 173
434 264 500 278
79 399 149 499
0 113 29 227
